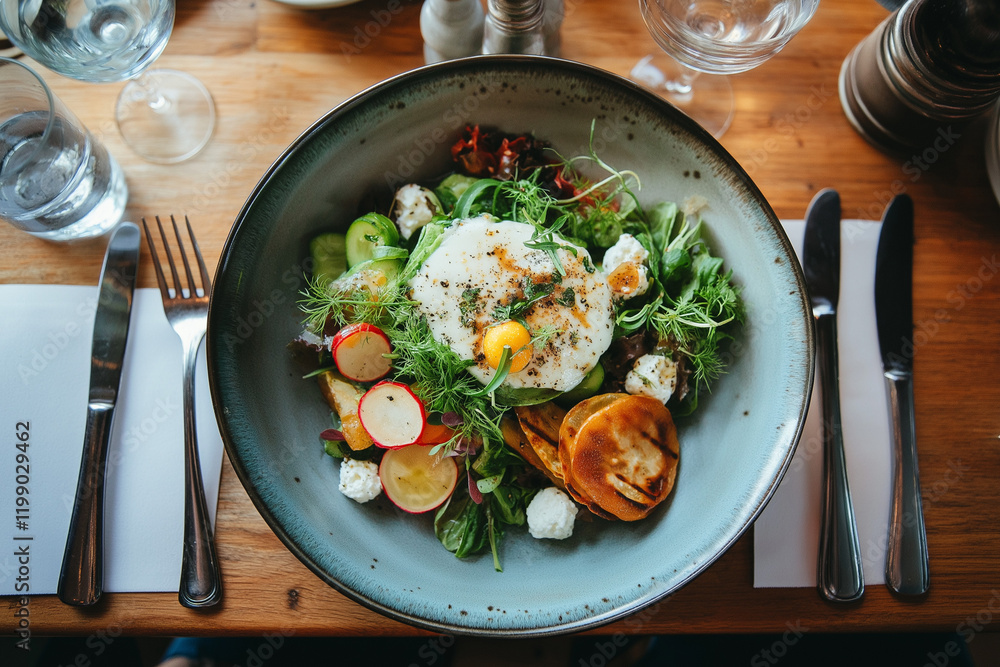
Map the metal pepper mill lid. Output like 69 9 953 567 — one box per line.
840 0 1000 154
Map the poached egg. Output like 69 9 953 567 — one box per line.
407 216 615 392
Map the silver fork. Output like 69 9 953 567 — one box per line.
142 215 222 608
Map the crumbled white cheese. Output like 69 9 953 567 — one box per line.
338 458 381 503
602 233 649 273
297 329 324 348
394 184 439 240
630 263 650 297
331 266 390 297
683 194 709 219
608 261 651 300
625 353 678 405
526 487 578 540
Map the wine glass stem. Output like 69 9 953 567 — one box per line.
665 65 698 97
133 73 171 114
148 92 169 113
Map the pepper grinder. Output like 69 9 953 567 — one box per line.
420 0 485 64
840 0 1000 154
482 0 545 55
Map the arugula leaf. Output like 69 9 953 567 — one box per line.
452 178 501 219
435 488 488 557
459 288 481 327
492 278 555 322
398 222 445 283
647 201 680 253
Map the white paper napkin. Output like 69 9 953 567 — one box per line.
753 219 893 588
0 285 224 595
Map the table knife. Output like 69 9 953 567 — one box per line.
57 222 141 606
803 188 865 602
875 194 930 596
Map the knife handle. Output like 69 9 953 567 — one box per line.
884 371 930 596
58 404 113 606
815 313 865 602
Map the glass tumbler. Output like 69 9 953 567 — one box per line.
0 57 128 240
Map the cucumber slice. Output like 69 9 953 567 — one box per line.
309 233 348 287
345 213 399 267
368 258 402 281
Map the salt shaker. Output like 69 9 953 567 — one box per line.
482 0 545 55
840 0 1000 154
420 0 485 64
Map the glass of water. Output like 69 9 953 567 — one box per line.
0 0 215 164
631 0 819 137
0 57 128 240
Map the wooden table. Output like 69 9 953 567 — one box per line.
3 0 999 639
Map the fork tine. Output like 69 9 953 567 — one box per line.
141 217 171 299
184 215 212 294
169 215 199 298
155 215 183 297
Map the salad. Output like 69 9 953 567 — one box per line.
293 124 743 570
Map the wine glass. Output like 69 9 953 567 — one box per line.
631 0 819 137
0 0 215 163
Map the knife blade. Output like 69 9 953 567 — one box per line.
803 188 865 602
875 194 930 596
57 222 141 606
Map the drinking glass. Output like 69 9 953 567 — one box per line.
0 57 127 240
631 0 819 137
0 0 215 163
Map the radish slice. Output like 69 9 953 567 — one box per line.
415 422 456 446
330 323 392 382
358 381 426 449
379 445 459 513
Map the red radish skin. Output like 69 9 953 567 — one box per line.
379 445 459 513
330 323 393 382
416 423 456 446
358 381 427 449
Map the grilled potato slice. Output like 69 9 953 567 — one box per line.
318 370 373 451
513 403 567 484
559 393 679 521
501 414 564 487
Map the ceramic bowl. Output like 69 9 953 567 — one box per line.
207 55 813 636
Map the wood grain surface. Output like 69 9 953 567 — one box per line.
2 0 999 638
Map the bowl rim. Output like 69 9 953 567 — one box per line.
208 54 815 637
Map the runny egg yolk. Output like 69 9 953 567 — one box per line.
483 320 532 373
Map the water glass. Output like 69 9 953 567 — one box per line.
0 57 127 240
0 0 173 82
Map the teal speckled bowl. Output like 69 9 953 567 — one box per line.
207 56 813 636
